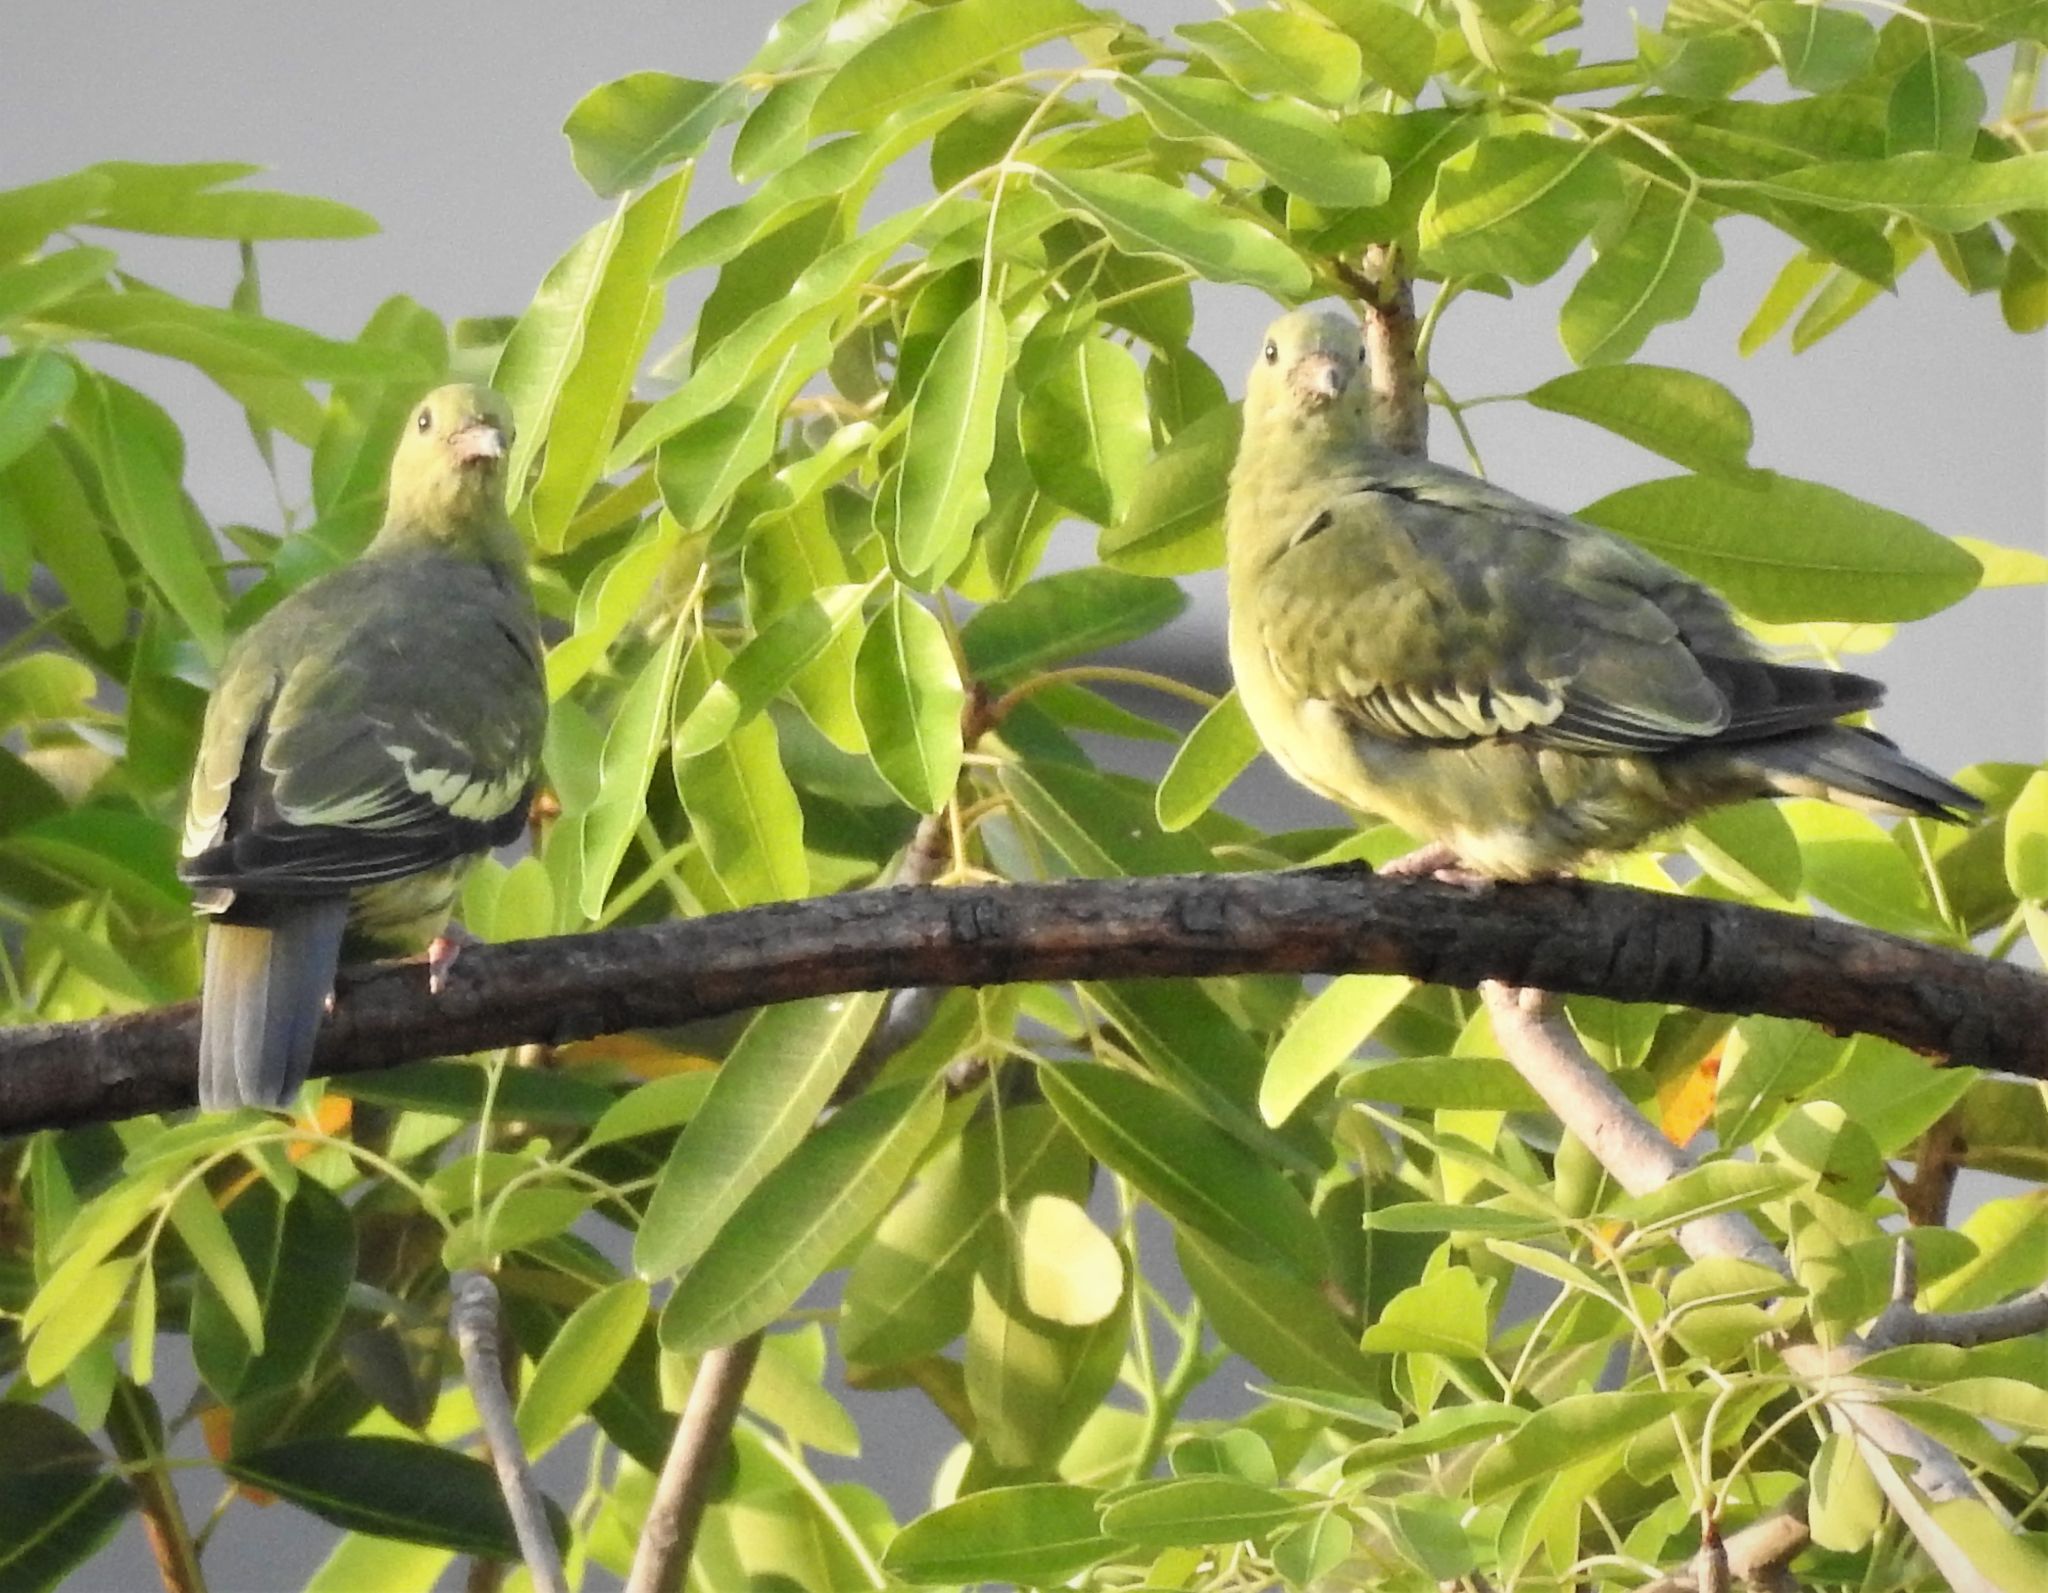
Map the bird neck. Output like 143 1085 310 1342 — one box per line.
1227 400 1370 576
369 496 529 575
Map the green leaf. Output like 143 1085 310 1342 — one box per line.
1888 47 1989 157
1759 150 2048 232
304 1536 453 1593
1471 1390 1700 1501
0 351 76 479
1261 974 1416 1126
1360 1266 1491 1358
545 516 678 698
657 325 828 533
892 291 1009 578
966 1258 1128 1470
189 1179 355 1403
1120 75 1390 207
883 1484 1121 1587
1818 1035 1978 1156
0 1404 133 1593
83 161 377 239
25 1257 134 1386
1685 798 1802 902
0 248 114 327
1782 799 1949 936
166 1183 263 1358
1014 1194 1125 1326
635 993 886 1280
35 286 421 386
561 73 746 197
524 167 691 549
0 170 114 257
1420 134 1624 284
1758 1 1877 90
1560 201 1725 366
1296 0 1435 98
577 616 690 919
1609 1160 1805 1233
660 1081 944 1353
1034 169 1314 299
1578 471 1981 622
673 581 874 757
226 1437 566 1560
1039 1062 1326 1283
1714 1016 1849 1149
672 630 810 905
854 588 966 814
2004 769 2048 899
1344 1402 1528 1474
1002 759 1216 878
516 1279 650 1458
1177 12 1363 106
1100 399 1239 575
443 1188 592 1270
1178 1231 1378 1394
1341 1055 1546 1112
67 375 222 656
1157 689 1259 831
964 567 1186 683
841 1102 1087 1368
812 0 1098 132
1100 1476 1310 1548
583 1072 717 1151
1018 333 1150 526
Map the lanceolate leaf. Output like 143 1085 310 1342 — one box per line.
812 0 1098 132
561 73 746 197
1579 471 1981 621
659 1081 944 1353
892 291 1010 580
1758 151 2048 232
635 991 887 1280
1525 364 1753 476
1157 689 1258 831
1560 199 1724 365
0 350 76 477
1018 333 1151 526
1034 168 1314 298
0 1405 134 1593
855 588 966 813
962 567 1186 683
1119 75 1391 207
577 616 691 920
1421 134 1624 284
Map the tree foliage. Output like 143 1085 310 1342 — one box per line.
2 2 2046 1590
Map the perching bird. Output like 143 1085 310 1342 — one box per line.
181 384 547 1110
1226 307 1978 882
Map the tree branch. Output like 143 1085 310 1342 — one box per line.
2 869 2038 1136
450 1271 566 1593
1346 242 1428 456
623 1336 763 1593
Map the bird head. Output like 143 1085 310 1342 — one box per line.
1244 307 1369 428
385 384 516 535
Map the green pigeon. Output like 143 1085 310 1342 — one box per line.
1226 307 1978 881
181 384 548 1110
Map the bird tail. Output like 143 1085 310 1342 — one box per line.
1751 725 1982 822
198 899 349 1111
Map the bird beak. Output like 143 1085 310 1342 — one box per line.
1290 352 1351 409
451 420 507 465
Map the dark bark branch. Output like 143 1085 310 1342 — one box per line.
1 869 2041 1135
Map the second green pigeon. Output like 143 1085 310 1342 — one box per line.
1225 307 1978 881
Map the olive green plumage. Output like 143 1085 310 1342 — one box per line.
182 384 547 1110
1225 307 1978 881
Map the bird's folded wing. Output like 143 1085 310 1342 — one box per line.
181 602 544 896
1252 480 1871 757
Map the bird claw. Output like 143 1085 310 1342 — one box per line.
426 924 478 996
1378 842 1493 892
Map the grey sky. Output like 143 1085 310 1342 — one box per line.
5 3 2045 1588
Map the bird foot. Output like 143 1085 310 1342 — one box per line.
426 924 478 996
1378 842 1493 892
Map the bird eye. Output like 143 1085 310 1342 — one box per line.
415 408 432 433
1358 345 1368 363
1263 341 1278 363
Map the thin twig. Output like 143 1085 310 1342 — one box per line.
624 1336 764 1593
105 1379 206 1593
450 1271 566 1593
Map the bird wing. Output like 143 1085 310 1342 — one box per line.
1250 457 1880 756
181 556 546 898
